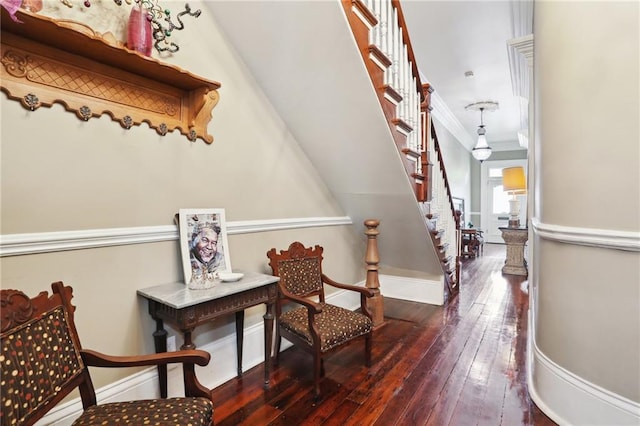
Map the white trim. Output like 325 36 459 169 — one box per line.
531 218 640 252
352 5 374 30
0 217 353 257
369 53 388 71
383 91 400 106
526 308 564 425
509 34 534 64
528 327 640 425
507 34 533 100
378 274 444 306
37 287 360 425
395 124 410 137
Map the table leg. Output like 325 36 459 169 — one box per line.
263 302 275 389
235 310 244 376
181 329 195 350
152 318 168 398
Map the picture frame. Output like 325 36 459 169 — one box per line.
177 208 232 288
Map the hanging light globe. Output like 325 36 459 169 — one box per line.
472 126 492 162
465 102 498 163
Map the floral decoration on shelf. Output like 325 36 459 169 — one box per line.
1 0 200 54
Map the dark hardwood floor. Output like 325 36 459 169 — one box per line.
211 243 557 425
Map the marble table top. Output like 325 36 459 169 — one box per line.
137 272 280 309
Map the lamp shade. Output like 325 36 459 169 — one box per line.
502 167 526 193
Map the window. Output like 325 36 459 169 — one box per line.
489 168 503 178
492 185 510 214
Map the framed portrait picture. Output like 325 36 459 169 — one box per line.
177 208 232 288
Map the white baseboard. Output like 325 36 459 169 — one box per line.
527 311 640 425
37 288 358 425
378 274 444 306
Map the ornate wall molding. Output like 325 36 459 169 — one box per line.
531 217 640 252
0 216 353 257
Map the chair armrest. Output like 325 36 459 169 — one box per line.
81 349 212 399
321 274 375 298
80 348 211 368
279 284 323 314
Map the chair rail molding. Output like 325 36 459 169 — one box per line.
0 216 353 257
531 217 640 252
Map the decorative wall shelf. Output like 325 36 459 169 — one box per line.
0 8 221 143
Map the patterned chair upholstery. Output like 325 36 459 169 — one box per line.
266 242 374 399
0 282 214 426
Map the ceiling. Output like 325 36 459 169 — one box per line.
401 0 533 153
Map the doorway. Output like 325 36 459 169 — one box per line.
480 159 527 244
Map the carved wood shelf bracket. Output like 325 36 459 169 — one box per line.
1 8 221 144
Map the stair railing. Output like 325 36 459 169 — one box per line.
343 0 460 294
430 124 462 289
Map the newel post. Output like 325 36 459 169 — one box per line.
364 219 385 327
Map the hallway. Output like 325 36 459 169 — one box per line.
211 243 556 425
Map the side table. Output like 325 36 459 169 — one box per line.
137 272 279 397
499 227 529 276
461 228 484 258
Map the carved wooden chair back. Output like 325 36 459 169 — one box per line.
267 241 326 310
1 284 88 425
0 281 214 426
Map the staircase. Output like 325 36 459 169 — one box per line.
427 125 462 292
342 0 460 294
207 0 458 303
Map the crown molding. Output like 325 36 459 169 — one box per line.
509 34 534 63
507 0 533 100
510 0 533 37
507 34 533 101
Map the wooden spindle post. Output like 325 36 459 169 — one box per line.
364 219 385 327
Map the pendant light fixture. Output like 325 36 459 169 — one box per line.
465 101 499 162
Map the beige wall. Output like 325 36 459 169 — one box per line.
533 0 640 407
1 0 366 390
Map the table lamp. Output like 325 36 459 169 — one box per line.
502 166 526 228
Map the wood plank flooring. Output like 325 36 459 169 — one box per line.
211 243 557 425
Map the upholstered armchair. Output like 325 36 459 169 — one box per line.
266 241 374 399
0 282 214 426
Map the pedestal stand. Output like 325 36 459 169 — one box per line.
499 227 528 276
